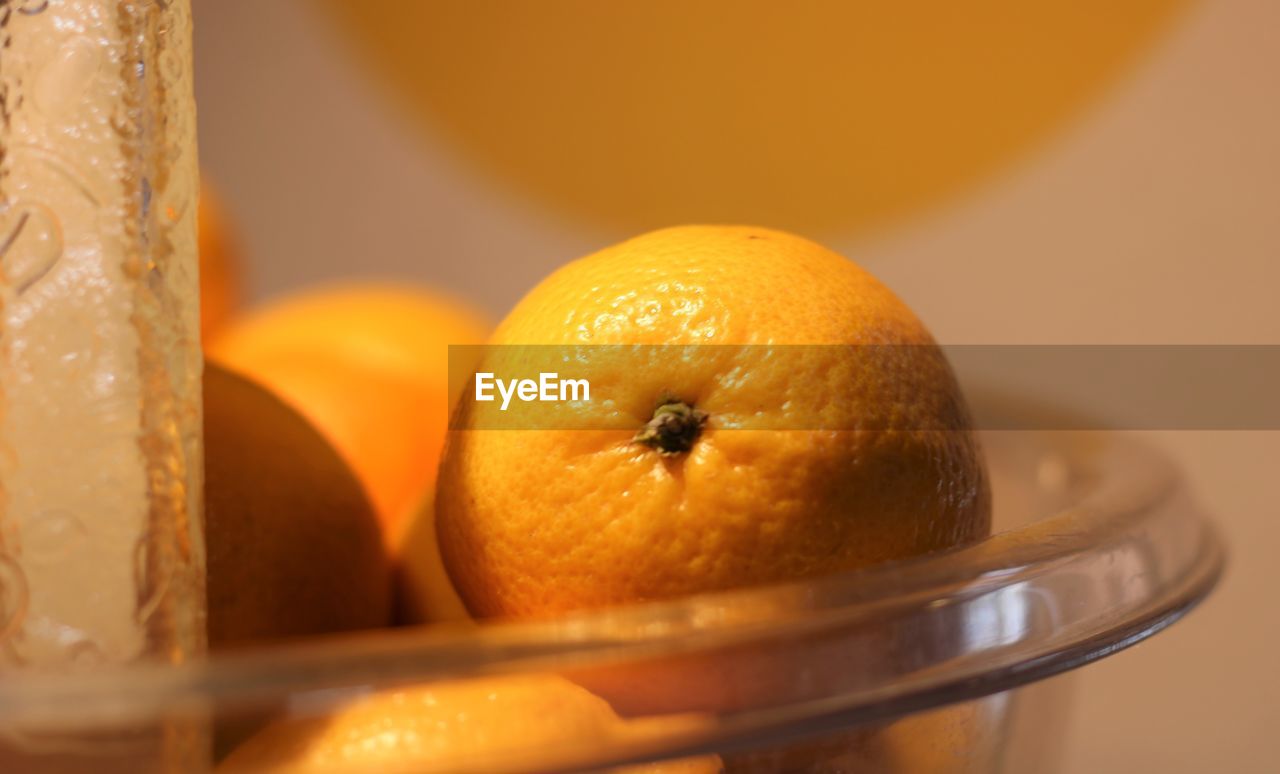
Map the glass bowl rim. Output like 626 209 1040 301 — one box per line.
0 426 1225 746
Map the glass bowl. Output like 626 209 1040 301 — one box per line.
0 409 1224 772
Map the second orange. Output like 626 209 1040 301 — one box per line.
208 284 490 542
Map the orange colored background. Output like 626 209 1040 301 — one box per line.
191 1 1278 770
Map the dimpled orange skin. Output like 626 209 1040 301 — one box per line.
436 225 990 618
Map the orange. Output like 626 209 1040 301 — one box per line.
396 489 471 625
199 182 244 341
435 225 990 618
218 674 722 773
204 363 392 647
207 285 490 541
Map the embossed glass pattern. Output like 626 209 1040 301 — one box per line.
0 0 203 770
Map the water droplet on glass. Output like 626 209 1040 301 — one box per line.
0 201 63 293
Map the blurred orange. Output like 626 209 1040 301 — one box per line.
317 0 1185 235
219 674 721 773
204 363 392 648
198 182 244 341
207 285 490 541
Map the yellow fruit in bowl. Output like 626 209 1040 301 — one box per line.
434 225 990 619
207 284 490 543
218 674 722 773
204 363 392 647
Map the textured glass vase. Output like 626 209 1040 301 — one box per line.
0 0 204 769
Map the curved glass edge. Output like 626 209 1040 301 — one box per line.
0 429 1225 770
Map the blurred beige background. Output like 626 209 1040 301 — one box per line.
192 1 1277 770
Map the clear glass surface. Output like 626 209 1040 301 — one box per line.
0 394 1224 772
